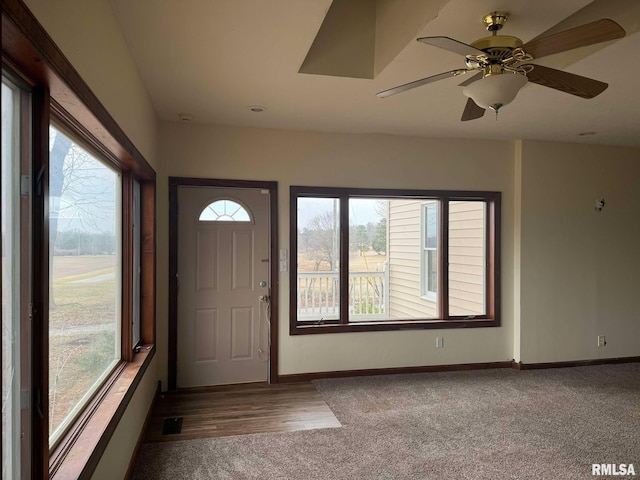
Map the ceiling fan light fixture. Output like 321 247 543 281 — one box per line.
463 73 528 112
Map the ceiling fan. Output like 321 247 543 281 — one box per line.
377 12 626 121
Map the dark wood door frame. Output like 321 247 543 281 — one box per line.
168 177 279 391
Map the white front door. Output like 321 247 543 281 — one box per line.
177 186 270 387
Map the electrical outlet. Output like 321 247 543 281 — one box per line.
597 335 606 347
436 336 444 348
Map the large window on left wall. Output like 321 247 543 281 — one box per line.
48 125 122 446
2 0 157 477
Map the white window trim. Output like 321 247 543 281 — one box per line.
420 201 438 301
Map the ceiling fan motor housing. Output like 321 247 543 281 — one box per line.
466 35 525 77
470 35 523 52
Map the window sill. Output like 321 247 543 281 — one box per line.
49 345 155 480
291 318 499 335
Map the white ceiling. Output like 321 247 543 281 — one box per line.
110 0 640 146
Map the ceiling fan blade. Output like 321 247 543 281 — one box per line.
461 98 485 121
522 19 625 60
417 36 485 57
458 71 483 87
524 64 608 98
377 69 469 98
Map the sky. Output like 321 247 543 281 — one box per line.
297 197 386 229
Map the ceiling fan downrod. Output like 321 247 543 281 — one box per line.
483 11 509 36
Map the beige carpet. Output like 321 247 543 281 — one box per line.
132 363 640 479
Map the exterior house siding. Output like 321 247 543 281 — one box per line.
388 200 437 318
449 201 485 315
387 200 485 319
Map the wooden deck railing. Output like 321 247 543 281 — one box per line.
297 270 388 321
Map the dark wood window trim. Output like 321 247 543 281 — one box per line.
49 347 155 479
290 186 501 335
2 1 157 478
122 171 135 361
168 176 279 391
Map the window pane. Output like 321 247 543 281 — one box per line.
2 79 20 480
448 201 486 316
348 199 387 321
296 198 340 321
427 250 438 293
199 200 251 222
425 203 437 249
422 202 438 298
48 126 121 446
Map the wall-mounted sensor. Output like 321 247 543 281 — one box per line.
595 198 605 212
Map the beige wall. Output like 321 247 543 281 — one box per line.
23 0 159 165
513 142 523 362
157 122 516 380
517 140 640 363
90 357 158 480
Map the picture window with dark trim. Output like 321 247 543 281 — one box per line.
48 124 121 446
2 1 158 475
290 186 500 334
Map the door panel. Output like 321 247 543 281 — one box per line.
231 308 253 359
177 186 269 387
195 309 217 361
196 230 218 291
232 231 253 290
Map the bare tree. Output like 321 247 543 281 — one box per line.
50 129 117 253
300 211 338 271
374 199 388 219
49 131 72 246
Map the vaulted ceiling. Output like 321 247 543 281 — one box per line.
110 0 640 146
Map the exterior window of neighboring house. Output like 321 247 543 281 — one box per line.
290 186 500 334
421 202 438 300
199 199 251 222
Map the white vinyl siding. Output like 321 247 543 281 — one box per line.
387 200 437 318
449 201 485 316
387 200 485 319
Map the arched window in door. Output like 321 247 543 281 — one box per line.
198 199 252 222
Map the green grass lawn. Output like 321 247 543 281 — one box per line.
49 256 119 440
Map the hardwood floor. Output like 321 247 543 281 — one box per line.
144 382 341 442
